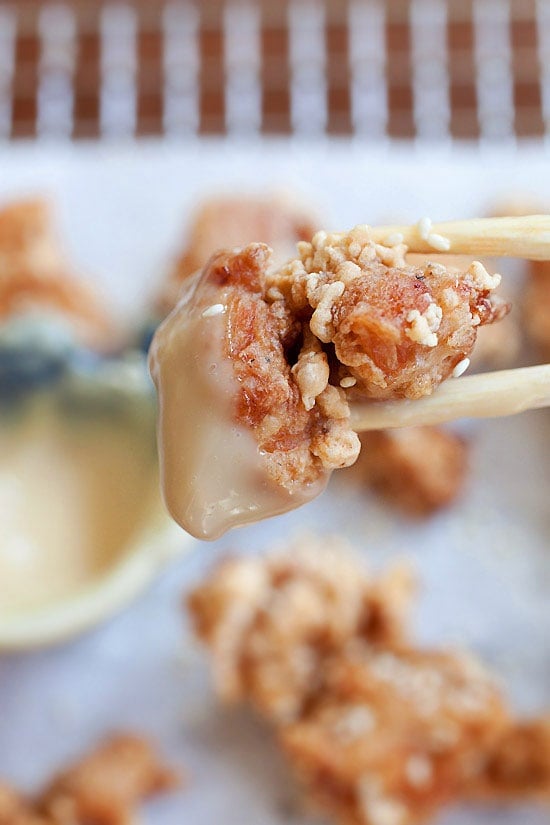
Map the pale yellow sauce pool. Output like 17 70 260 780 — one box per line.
0 399 159 615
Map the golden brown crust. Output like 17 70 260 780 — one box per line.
280 646 509 825
189 539 550 825
0 199 112 348
180 226 507 496
199 245 361 493
188 535 415 723
156 195 318 314
406 252 520 371
269 228 509 400
0 734 178 825
357 427 469 517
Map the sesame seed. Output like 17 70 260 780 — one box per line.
385 232 404 247
405 755 433 788
340 376 357 388
417 216 432 240
452 357 470 378
201 303 225 318
427 232 451 252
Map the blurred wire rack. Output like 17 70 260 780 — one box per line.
1 0 548 142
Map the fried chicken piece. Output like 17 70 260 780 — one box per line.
524 261 550 360
157 195 318 314
189 539 550 824
150 226 507 537
0 734 178 825
0 200 112 348
280 644 510 825
270 228 509 400
0 785 46 825
357 426 468 517
188 535 415 723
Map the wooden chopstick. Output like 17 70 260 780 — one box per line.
370 215 550 260
350 364 550 432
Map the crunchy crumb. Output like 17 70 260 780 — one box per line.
156 195 318 314
406 252 520 370
404 305 441 348
356 427 469 517
0 200 112 348
291 327 330 411
188 535 415 723
0 734 178 825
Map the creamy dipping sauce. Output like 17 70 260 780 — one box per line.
150 275 327 541
0 397 160 615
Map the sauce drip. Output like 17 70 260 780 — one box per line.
149 275 327 540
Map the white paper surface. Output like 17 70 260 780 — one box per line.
0 139 549 825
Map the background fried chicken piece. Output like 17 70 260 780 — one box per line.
356 427 469 517
189 539 550 825
188 536 415 723
0 734 177 825
156 195 318 314
38 734 178 825
0 199 112 348
280 645 510 825
0 784 47 825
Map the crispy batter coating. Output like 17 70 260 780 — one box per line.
356 427 469 517
0 734 178 825
524 261 550 360
201 244 361 492
157 195 318 313
269 228 509 399
280 645 510 825
176 226 507 496
406 253 520 370
188 535 415 723
0 200 112 347
189 538 550 825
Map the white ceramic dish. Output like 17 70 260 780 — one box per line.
0 327 195 651
0 515 187 651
